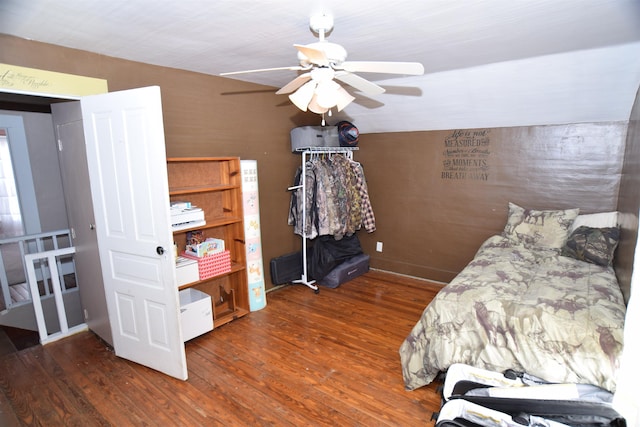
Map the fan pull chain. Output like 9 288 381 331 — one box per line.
320 109 333 126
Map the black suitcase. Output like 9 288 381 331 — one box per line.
269 251 303 285
436 364 625 427
437 399 567 427
317 253 369 288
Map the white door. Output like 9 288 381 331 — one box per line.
80 86 187 380
52 101 113 346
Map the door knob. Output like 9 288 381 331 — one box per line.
156 246 165 255
89 223 95 230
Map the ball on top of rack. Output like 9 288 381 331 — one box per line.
337 121 359 147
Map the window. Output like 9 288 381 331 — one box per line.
0 128 24 238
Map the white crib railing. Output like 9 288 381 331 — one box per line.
0 229 76 311
24 246 87 344
0 229 86 344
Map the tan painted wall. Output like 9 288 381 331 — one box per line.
0 34 633 292
0 34 319 289
357 123 627 282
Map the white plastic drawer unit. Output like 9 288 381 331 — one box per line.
179 288 213 341
175 256 199 286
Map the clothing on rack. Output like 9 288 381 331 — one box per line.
288 152 376 240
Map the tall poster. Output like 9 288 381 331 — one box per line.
240 160 267 311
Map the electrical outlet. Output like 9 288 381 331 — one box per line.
376 241 383 252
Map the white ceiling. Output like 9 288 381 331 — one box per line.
2 0 640 133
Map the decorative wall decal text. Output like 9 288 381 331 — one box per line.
0 69 51 91
441 129 491 181
0 63 108 97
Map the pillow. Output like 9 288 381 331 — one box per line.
561 226 620 266
502 202 579 249
570 211 618 233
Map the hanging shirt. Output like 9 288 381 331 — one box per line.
351 161 376 233
288 152 376 239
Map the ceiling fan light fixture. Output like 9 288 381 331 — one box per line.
315 91 335 109
289 80 317 111
335 87 355 111
315 80 341 109
222 14 424 116
308 94 329 114
310 66 335 83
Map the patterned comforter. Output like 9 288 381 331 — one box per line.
399 235 626 392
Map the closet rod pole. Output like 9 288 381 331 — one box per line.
300 150 312 285
292 149 318 292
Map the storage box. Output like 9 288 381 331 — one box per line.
183 250 231 280
290 126 339 152
179 288 213 341
175 256 199 286
186 238 225 257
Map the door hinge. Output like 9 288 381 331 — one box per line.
57 138 63 152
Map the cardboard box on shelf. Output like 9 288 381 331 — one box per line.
186 238 225 258
175 256 199 286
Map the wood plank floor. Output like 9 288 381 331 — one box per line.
0 270 445 426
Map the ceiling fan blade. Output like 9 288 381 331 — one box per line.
340 61 424 75
294 44 329 66
335 72 385 95
220 65 307 76
276 73 312 95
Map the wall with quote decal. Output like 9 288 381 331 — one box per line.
357 122 628 283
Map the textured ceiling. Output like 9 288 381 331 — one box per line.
2 0 640 133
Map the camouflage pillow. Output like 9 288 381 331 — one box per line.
561 226 620 266
502 202 579 249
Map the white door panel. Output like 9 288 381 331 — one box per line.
80 86 187 380
51 102 113 346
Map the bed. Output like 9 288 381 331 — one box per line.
399 203 626 392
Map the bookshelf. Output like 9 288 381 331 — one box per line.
167 157 249 327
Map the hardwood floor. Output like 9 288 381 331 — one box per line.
0 270 445 426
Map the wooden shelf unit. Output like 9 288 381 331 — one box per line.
167 157 249 327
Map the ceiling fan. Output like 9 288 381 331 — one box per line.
221 15 424 116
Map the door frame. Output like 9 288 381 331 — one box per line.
2 86 188 380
